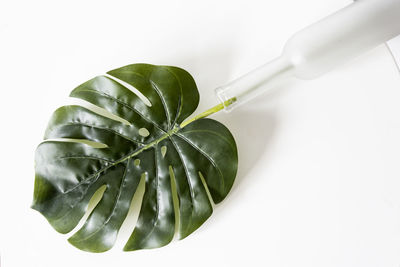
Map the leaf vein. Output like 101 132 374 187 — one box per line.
150 80 171 130
164 67 184 126
71 158 131 243
135 146 161 246
57 122 145 145
174 133 225 190
169 137 195 232
74 88 166 133
56 156 114 163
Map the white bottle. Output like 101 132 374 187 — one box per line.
216 0 400 111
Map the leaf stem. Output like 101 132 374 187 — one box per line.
180 97 237 128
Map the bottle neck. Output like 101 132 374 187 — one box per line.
215 56 294 111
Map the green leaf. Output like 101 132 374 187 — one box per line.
32 63 238 252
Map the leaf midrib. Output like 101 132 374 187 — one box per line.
58 128 176 197
51 122 226 227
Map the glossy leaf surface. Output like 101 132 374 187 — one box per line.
32 64 238 252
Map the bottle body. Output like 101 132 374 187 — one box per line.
216 0 400 111
285 0 400 79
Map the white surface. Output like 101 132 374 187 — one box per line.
388 35 400 70
1 0 400 266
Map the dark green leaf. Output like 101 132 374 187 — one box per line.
32 63 238 252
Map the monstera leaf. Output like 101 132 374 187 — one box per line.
32 63 238 252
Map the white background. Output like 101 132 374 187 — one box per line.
1 0 400 266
